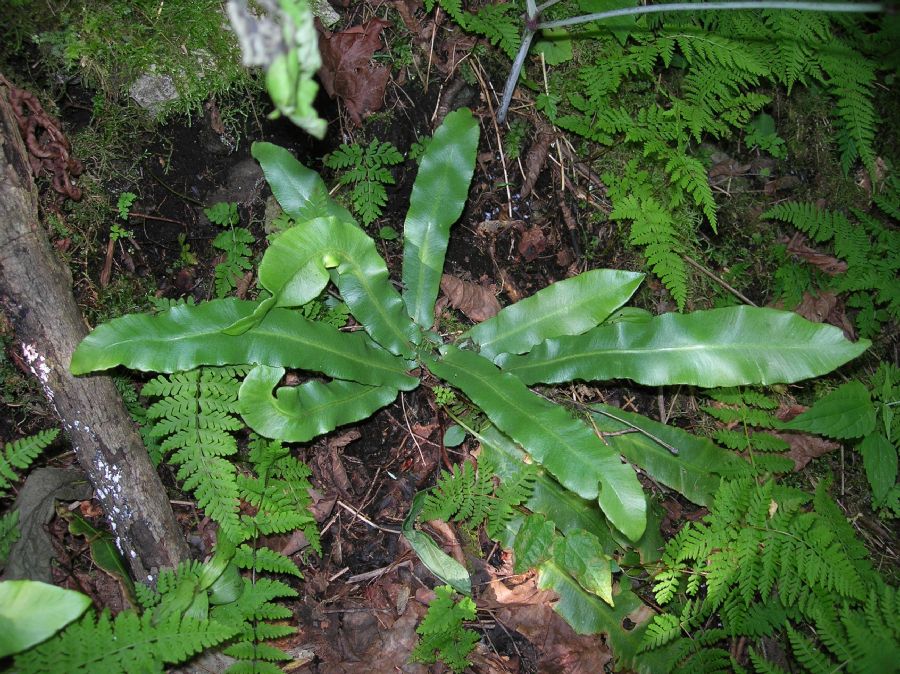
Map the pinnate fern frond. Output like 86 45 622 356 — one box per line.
14 609 238 673
144 367 246 542
0 428 58 494
421 457 535 539
464 3 520 59
818 44 877 175
610 194 688 310
212 227 254 298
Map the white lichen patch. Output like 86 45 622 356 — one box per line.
21 342 54 403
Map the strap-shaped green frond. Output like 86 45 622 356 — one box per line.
428 346 646 542
467 269 644 361
402 108 479 330
499 306 869 388
251 141 351 223
239 364 407 443
71 298 415 390
591 405 749 507
256 216 417 357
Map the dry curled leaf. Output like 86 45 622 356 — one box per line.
440 273 501 322
317 18 392 125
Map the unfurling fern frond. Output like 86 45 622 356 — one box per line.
143 367 247 542
13 609 238 673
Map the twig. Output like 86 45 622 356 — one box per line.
400 392 426 465
683 254 757 306
128 211 187 226
538 1 884 30
335 499 401 533
593 406 680 455
347 559 413 584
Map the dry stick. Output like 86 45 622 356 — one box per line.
335 500 401 534
497 0 885 123
683 253 758 306
400 391 426 465
425 7 438 94
471 57 514 219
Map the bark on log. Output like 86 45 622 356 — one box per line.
0 81 190 581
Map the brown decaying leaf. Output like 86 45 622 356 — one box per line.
517 225 548 262
785 233 848 276
793 291 856 340
481 574 612 674
317 18 392 125
773 402 841 471
774 430 841 471
440 273 501 322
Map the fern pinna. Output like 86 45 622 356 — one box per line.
643 477 898 673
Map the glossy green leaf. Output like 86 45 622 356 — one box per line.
591 405 748 506
257 216 416 357
468 269 644 361
513 513 556 573
553 529 613 605
860 432 897 505
66 512 136 605
428 346 646 541
71 299 416 390
251 142 350 223
782 381 876 439
0 580 91 657
443 424 467 447
403 492 471 595
402 108 479 329
239 365 405 442
499 306 870 387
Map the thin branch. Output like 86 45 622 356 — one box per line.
538 2 884 30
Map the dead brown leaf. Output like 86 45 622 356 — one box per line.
318 19 392 125
785 233 848 276
481 574 612 674
441 273 501 322
517 225 548 262
793 291 856 340
773 431 841 471
763 175 802 194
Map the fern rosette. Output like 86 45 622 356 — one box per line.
71 108 870 668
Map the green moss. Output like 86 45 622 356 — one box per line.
32 0 257 120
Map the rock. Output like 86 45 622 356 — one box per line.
129 70 178 113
